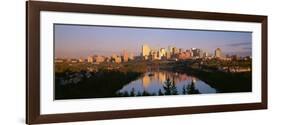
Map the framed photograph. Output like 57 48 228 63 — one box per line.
26 1 267 124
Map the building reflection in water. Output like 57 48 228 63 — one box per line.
142 75 150 88
118 71 216 95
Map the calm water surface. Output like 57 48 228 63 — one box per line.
117 71 217 95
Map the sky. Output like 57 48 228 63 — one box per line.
54 24 252 58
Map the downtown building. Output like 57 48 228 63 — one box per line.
141 44 194 61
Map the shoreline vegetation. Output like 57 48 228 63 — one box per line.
55 62 146 99
169 60 252 93
55 58 251 100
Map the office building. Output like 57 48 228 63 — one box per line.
214 48 222 58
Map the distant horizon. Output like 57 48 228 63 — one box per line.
55 24 252 58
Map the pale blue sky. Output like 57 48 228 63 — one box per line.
55 24 252 58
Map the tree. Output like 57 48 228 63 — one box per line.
158 89 164 96
123 91 129 97
130 88 135 97
186 80 200 94
163 78 178 95
137 91 142 96
171 78 178 95
142 91 150 96
182 85 187 94
163 78 172 95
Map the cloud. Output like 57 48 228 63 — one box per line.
227 42 251 47
225 51 252 56
242 47 252 50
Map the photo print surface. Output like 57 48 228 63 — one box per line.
54 24 252 100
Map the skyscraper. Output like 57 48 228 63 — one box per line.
150 50 158 60
166 51 171 59
87 56 94 63
172 47 179 55
93 55 105 64
191 48 201 58
203 52 209 58
122 50 129 62
167 45 171 51
177 51 191 60
159 48 166 59
142 44 150 60
179 48 183 53
214 48 222 58
129 53 134 60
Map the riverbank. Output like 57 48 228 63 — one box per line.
55 62 147 99
167 62 252 93
55 70 143 99
55 60 252 99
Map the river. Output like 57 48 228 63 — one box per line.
117 70 217 96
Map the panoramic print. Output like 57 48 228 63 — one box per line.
54 24 252 100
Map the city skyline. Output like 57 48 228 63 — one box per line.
55 24 252 58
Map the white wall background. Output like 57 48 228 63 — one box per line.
0 0 280 124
